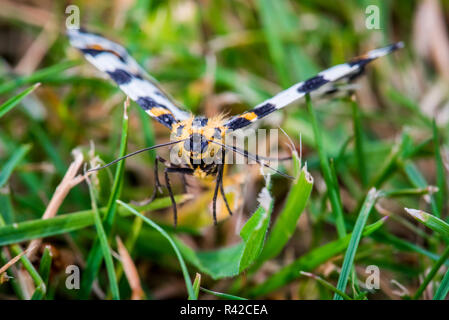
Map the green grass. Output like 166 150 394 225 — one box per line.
334 188 379 299
117 200 196 300
1 0 448 300
87 177 120 300
80 101 129 299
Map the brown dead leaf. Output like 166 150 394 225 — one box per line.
116 236 144 300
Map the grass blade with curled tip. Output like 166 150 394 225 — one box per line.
0 144 31 189
0 83 40 119
334 188 378 300
80 101 129 299
405 208 449 238
86 179 120 300
404 208 449 299
306 94 346 238
117 200 196 300
239 184 273 273
254 154 313 268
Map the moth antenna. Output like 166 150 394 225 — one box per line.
208 140 294 179
87 139 187 173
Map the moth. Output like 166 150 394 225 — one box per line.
68 28 402 226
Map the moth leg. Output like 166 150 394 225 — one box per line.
212 169 221 226
131 156 164 206
164 167 194 228
218 165 233 217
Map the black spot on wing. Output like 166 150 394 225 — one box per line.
347 58 373 68
80 48 126 63
137 97 160 110
156 113 177 128
226 117 252 131
107 69 133 85
253 103 276 118
347 66 366 82
296 75 328 93
80 48 104 57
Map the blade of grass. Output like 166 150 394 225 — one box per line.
38 246 52 287
334 188 379 300
80 99 129 299
0 215 45 300
86 178 120 300
380 187 436 198
257 0 317 85
0 249 24 299
170 183 274 280
0 186 15 224
0 83 40 119
32 246 52 300
0 195 189 246
190 273 201 300
200 287 248 300
387 88 432 128
306 93 346 237
246 217 386 297
402 161 439 216
300 271 353 300
434 268 449 300
405 208 449 238
0 60 79 95
0 144 31 189
413 245 449 300
405 208 449 299
117 200 195 300
238 179 274 273
257 0 289 86
370 141 400 188
28 123 66 176
255 155 313 267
